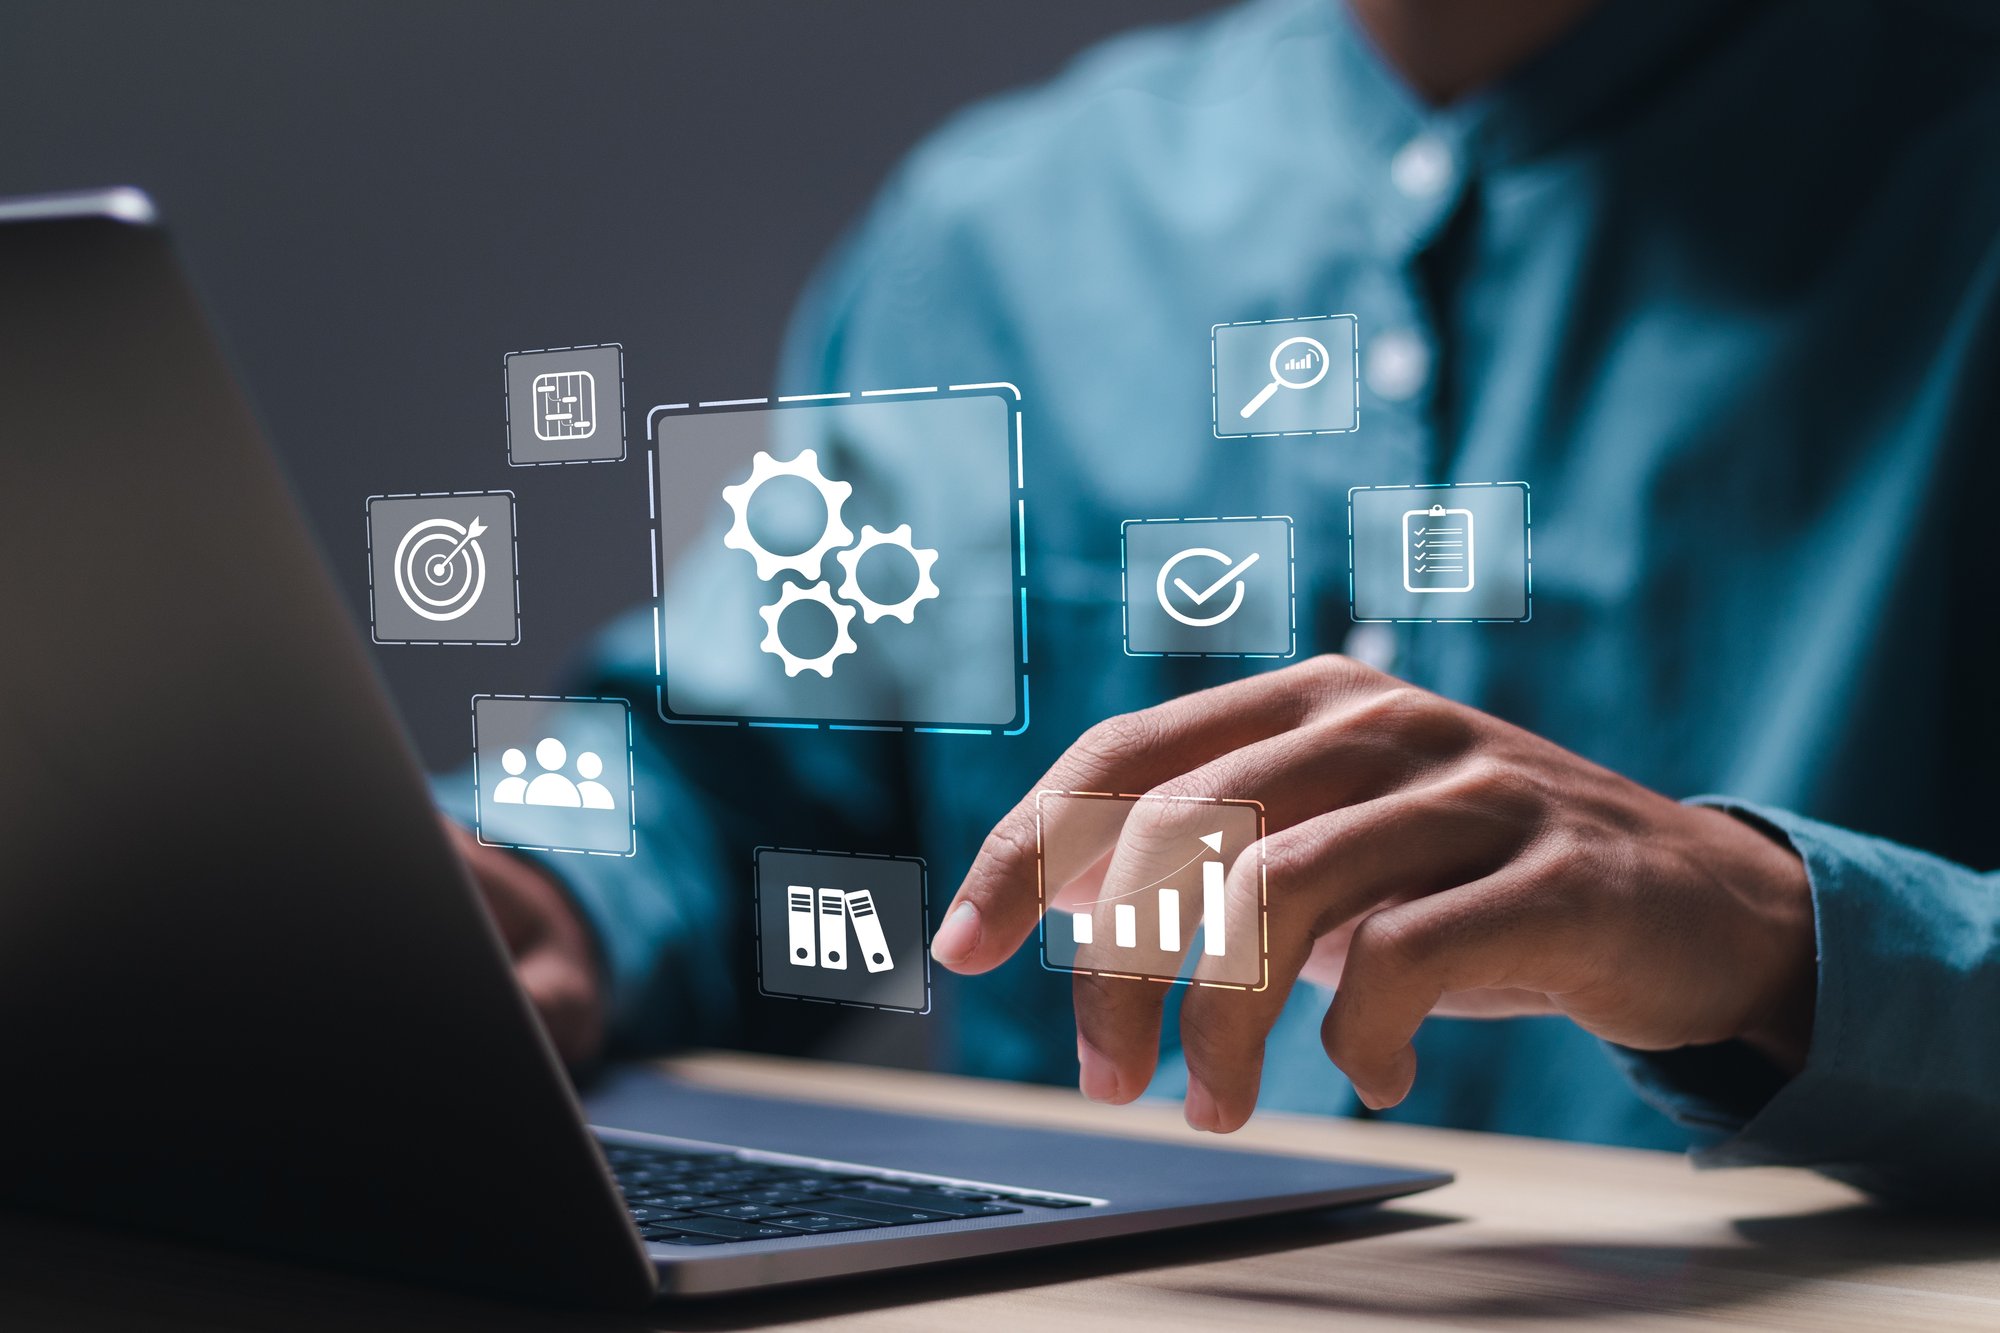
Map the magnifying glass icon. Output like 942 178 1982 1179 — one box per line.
1238 334 1330 419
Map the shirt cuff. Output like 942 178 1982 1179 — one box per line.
1609 798 1998 1204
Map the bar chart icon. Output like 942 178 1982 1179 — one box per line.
1039 792 1267 991
1068 831 1229 959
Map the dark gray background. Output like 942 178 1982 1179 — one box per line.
0 0 1219 768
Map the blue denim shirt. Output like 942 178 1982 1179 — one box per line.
491 0 2000 1201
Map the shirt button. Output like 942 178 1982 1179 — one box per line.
1365 329 1431 401
1342 623 1398 672
1390 134 1454 200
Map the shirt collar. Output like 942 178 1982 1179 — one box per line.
1303 0 1750 244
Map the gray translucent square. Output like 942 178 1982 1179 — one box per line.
754 849 930 1014
1123 517 1295 657
366 492 520 645
1212 315 1359 438
656 393 1021 729
473 696 634 856
505 344 626 465
1349 482 1530 622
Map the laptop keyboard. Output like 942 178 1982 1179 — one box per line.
600 1139 1092 1247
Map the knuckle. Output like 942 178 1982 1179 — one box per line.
1343 684 1438 739
1074 709 1164 771
1348 908 1426 975
974 817 1039 883
1296 653 1375 707
1253 828 1318 897
1177 1001 1242 1067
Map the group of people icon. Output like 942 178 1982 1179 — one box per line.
493 737 616 810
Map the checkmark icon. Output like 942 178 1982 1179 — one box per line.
1156 546 1263 628
1173 551 1261 606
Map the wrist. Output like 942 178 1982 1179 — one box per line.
1696 804 1817 1073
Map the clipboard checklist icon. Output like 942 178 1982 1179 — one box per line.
1403 504 1475 594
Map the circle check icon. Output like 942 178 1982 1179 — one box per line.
1238 334 1331 419
393 516 487 621
1156 546 1260 627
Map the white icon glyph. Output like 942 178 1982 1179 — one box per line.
787 885 896 973
392 516 488 621
531 370 596 441
721 448 940 677
1156 547 1261 628
493 737 617 810
1238 335 1330 419
1403 504 1475 593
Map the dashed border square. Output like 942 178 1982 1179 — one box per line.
1211 313 1361 440
645 382 1030 737
1346 481 1533 624
1120 514 1298 659
364 489 522 646
471 693 636 858
504 342 627 467
752 846 932 1015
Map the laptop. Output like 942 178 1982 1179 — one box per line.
0 188 1448 1308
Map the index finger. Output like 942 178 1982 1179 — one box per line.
931 670 1323 974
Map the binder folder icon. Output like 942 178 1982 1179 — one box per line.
786 885 896 974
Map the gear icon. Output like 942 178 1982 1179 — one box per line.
833 524 941 624
721 449 855 581
757 580 858 678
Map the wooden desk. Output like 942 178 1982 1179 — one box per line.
3 1052 1995 1330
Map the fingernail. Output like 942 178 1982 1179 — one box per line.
930 901 981 967
1077 1034 1121 1103
1184 1075 1220 1132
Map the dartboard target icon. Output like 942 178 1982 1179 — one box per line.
393 516 489 621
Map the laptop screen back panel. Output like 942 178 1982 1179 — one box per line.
0 200 655 1308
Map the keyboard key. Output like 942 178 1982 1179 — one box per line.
1000 1194 1092 1208
803 1198 954 1226
628 1206 692 1223
691 1203 796 1221
638 1194 727 1209
829 1188 1021 1220
774 1213 882 1233
723 1188 816 1205
647 1231 730 1247
668 1215 806 1241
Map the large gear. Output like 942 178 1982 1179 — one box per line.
757 580 859 678
721 448 854 581
833 523 941 624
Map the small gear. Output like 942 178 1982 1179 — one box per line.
757 580 859 678
721 448 854 581
833 523 941 624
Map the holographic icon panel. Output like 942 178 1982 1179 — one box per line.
1038 791 1267 991
753 847 930 1013
652 388 1024 732
366 491 520 645
472 695 635 856
1349 482 1530 622
505 344 626 465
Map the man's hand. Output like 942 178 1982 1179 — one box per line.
929 657 1815 1131
445 822 608 1068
